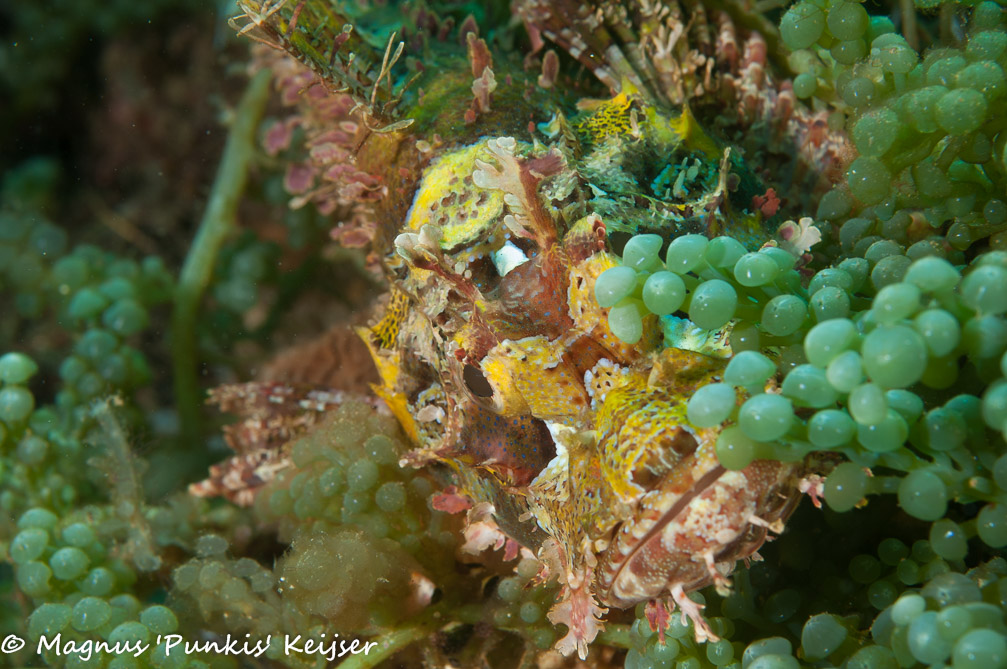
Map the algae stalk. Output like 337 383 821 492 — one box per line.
92 397 161 572
171 68 271 439
338 623 432 669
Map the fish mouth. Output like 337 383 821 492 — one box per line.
596 460 801 609
596 462 724 607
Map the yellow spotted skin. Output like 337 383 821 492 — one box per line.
574 90 636 140
481 337 593 421
371 289 410 350
405 139 507 263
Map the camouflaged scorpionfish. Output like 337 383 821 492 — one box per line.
195 0 837 657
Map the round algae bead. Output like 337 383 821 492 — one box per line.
956 60 1005 100
861 325 928 388
827 350 864 392
780 2 826 50
609 301 644 344
734 252 780 286
704 237 747 268
108 621 152 647
782 365 837 408
642 271 686 315
952 629 1007 669
761 246 797 271
852 109 899 157
622 234 664 270
0 386 34 423
29 603 72 639
866 246 906 276
825 463 869 512
743 638 794 669
924 407 967 451
761 295 808 336
805 319 859 367
922 573 981 607
103 299 148 336
730 323 761 352
497 576 523 602
892 593 927 626
929 519 968 561
738 394 794 442
937 606 971 642
810 268 854 294
908 611 952 665
986 199 1007 225
72 597 112 632
18 561 53 597
80 567 116 596
935 88 988 135
793 73 818 98
904 257 960 293
886 389 924 424
18 507 59 530
68 288 109 320
987 382 1007 430
914 161 952 199
595 266 638 308
908 86 949 133
802 613 848 660
977 503 1007 547
847 157 891 205
0 352 38 384
960 264 1007 314
689 280 737 330
62 523 96 548
811 286 851 322
724 351 776 388
857 410 909 452
872 283 922 324
832 39 867 65
10 528 48 564
808 409 856 449
898 470 948 521
867 15 896 40
914 309 960 357
970 1 1005 31
665 234 708 273
842 254 873 282
347 458 380 492
716 426 758 470
520 602 542 624
687 383 737 428
50 546 90 581
841 77 876 107
828 2 868 40
963 315 1007 359
967 30 1007 62
877 40 917 73
849 646 898 669
817 188 854 220
375 482 406 512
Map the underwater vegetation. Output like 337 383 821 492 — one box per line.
2 0 1007 667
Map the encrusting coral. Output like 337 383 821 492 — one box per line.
2 0 1007 667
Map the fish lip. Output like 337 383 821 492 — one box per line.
597 463 726 607
597 460 805 608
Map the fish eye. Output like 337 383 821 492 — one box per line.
463 363 494 398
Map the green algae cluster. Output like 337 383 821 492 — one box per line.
780 0 1007 252
2 0 1007 668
